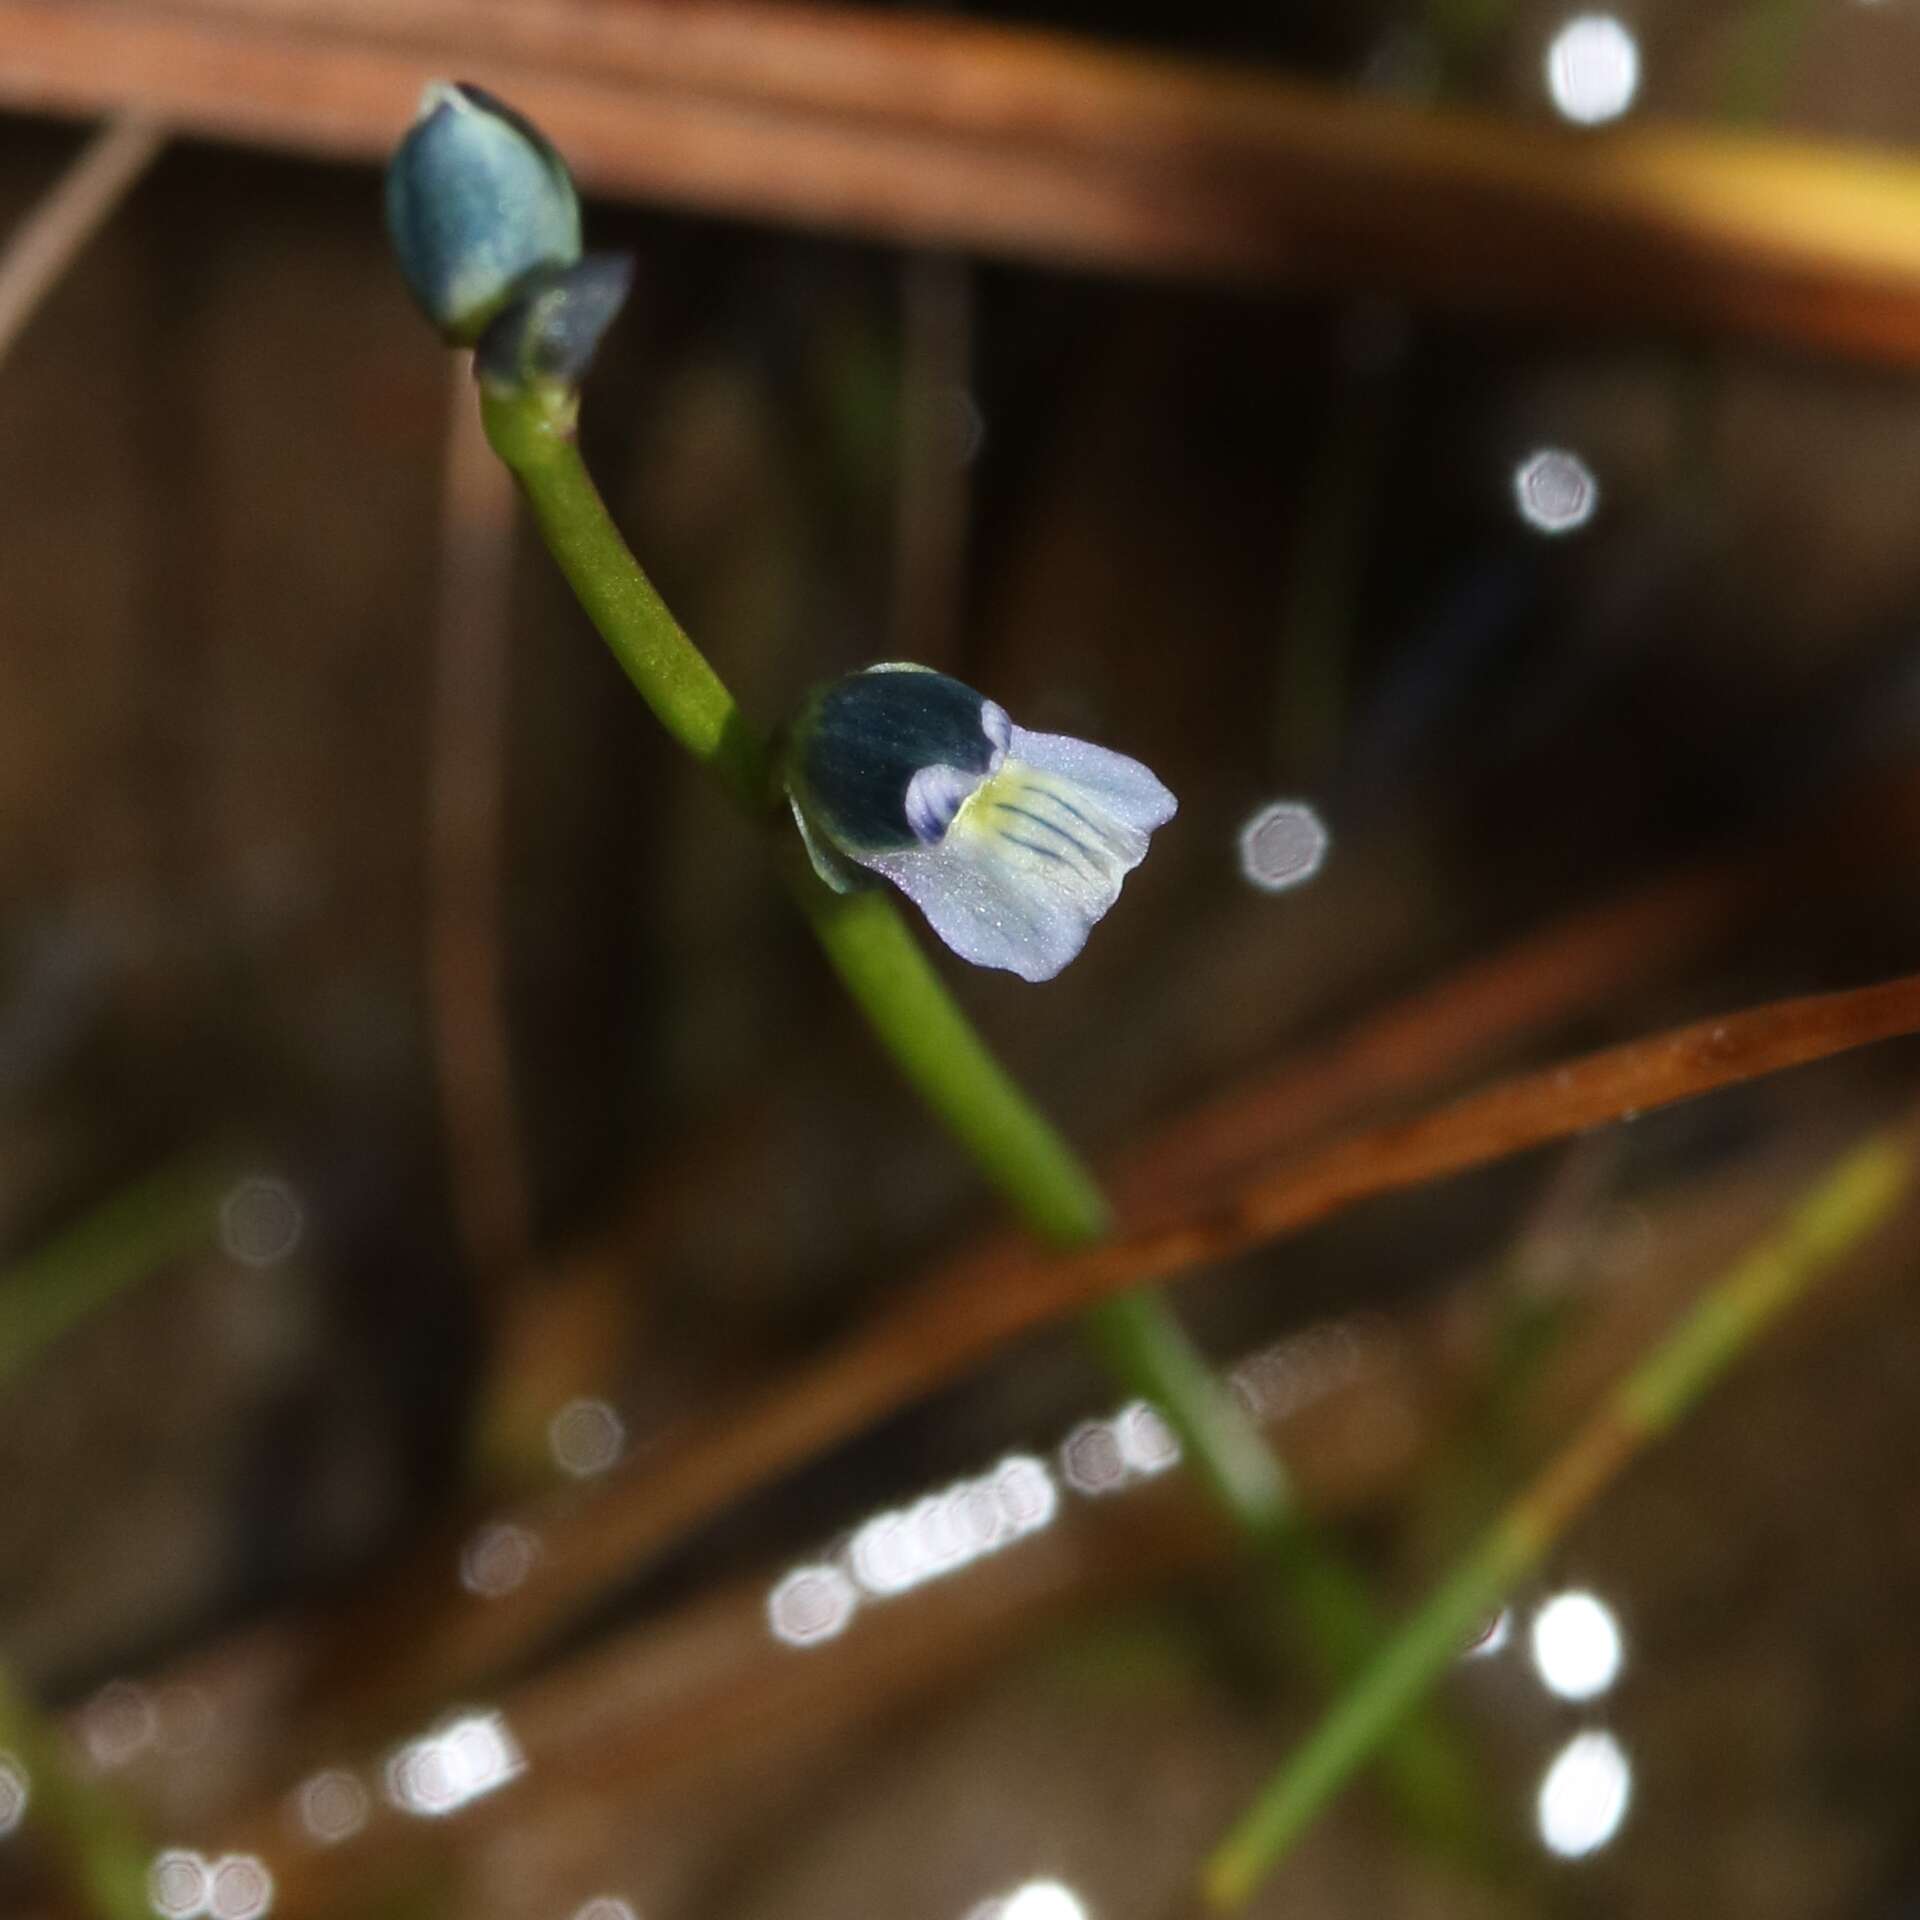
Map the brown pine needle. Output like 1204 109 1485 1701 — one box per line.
310 963 1920 1731
0 116 164 372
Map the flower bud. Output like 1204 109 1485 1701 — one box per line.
385 82 582 345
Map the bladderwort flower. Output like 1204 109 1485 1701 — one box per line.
385 81 583 345
785 665 1177 983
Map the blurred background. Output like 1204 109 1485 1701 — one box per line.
4 1 1920 1916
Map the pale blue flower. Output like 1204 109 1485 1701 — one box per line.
786 665 1176 982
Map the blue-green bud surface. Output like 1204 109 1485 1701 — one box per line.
385 82 583 345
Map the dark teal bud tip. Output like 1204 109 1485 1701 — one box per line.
790 667 1003 854
385 81 583 345
475 253 634 392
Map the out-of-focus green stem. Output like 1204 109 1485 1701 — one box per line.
1203 1127 1912 1909
1082 1289 1290 1526
1721 0 1818 128
0 1154 230 1392
479 371 1479 1842
802 883 1108 1244
0 1663 150 1920
1084 1287 1484 1859
481 377 1107 1246
479 382 770 817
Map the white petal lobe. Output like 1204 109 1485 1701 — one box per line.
1006 727 1177 834
856 749 1174 982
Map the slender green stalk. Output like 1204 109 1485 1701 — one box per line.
479 371 1480 1841
480 383 769 815
802 882 1109 1244
1082 1289 1289 1527
0 1154 230 1392
1203 1128 1912 1909
0 1663 150 1920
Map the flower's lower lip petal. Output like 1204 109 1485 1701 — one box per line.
858 764 1158 981
1004 727 1177 834
858 832 1102 983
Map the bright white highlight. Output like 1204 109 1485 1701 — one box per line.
207 1855 275 1920
0 1753 26 1837
149 1850 211 1918
767 1565 860 1647
293 1769 369 1845
1537 1730 1633 1857
768 1455 1059 1649
384 1711 526 1818
1002 1883 1089 1920
571 1902 639 1920
1062 1403 1182 1494
1513 449 1598 533
768 1451 1067 1651
1545 15 1641 125
1237 801 1330 893
548 1398 625 1478
848 1456 1060 1598
1530 1591 1624 1700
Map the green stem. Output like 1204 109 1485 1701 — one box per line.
802 882 1108 1244
1203 1127 1912 1909
479 370 1479 1851
0 1663 151 1920
480 382 769 816
1084 1287 1486 1860
0 1154 230 1392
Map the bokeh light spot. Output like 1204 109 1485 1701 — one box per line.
1060 1418 1127 1495
548 1398 625 1478
1537 1730 1633 1857
83 1679 157 1771
767 1564 860 1647
219 1177 305 1269
1530 1590 1625 1700
0 1753 28 1836
293 1769 368 1846
1237 802 1330 893
384 1711 526 1818
149 1848 211 1918
1002 1883 1089 1920
1513 449 1599 533
207 1854 274 1920
1545 15 1641 124
460 1522 541 1599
